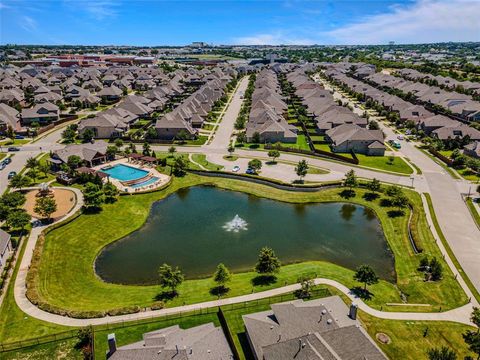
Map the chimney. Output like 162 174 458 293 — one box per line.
349 304 358 320
106 333 117 359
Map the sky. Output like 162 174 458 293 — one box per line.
0 0 479 46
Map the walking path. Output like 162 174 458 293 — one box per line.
12 186 84 315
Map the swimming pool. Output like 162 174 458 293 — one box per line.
131 177 159 188
101 164 149 181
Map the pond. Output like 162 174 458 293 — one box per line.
95 186 395 285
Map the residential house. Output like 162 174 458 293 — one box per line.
243 296 387 360
21 102 59 125
0 229 12 271
325 123 385 156
105 323 233 360
50 140 108 168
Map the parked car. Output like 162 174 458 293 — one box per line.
245 168 255 175
15 135 24 139
232 166 240 173
7 171 16 179
3 157 11 165
397 135 404 140
0 163 5 171
7 147 20 152
389 140 401 149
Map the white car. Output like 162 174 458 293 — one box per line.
397 135 404 140
232 166 240 173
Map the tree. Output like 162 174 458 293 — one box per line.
268 149 280 163
254 247 281 275
463 330 480 360
114 138 124 148
471 307 480 329
168 146 177 157
1 191 26 208
172 156 187 176
353 264 379 291
76 326 93 359
81 128 95 143
34 196 57 220
248 159 262 174
427 346 457 360
158 263 184 294
236 132 247 144
391 193 409 211
62 126 76 143
28 168 38 182
295 160 309 181
129 142 137 153
176 129 188 144
67 155 82 171
366 178 381 193
26 157 39 170
368 120 380 130
39 163 50 178
6 209 31 232
251 132 261 144
6 125 15 141
343 169 358 190
227 144 235 157
142 142 151 156
103 183 119 203
106 146 118 159
295 277 315 299
82 182 104 211
429 257 443 281
213 263 232 288
10 174 31 189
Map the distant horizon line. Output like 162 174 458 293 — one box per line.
1 41 479 48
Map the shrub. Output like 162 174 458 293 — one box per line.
150 301 165 310
68 310 107 319
107 305 141 316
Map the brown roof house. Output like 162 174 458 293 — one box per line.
21 102 59 125
51 140 108 168
0 229 12 272
243 296 387 360
0 103 20 133
106 323 233 360
464 141 480 158
325 123 385 156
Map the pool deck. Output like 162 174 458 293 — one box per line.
93 158 170 193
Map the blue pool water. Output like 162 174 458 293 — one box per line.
131 177 159 188
101 164 148 181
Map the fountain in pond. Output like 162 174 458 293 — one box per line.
223 214 248 232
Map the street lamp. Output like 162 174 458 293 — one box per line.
410 176 415 188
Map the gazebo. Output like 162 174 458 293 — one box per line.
140 156 158 165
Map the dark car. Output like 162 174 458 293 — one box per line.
245 168 255 175
7 171 16 179
2 157 11 165
7 147 20 152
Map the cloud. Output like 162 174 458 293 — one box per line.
233 31 316 46
325 0 480 44
19 15 37 32
66 0 119 20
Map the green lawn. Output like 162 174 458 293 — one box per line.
0 153 6 160
0 139 30 146
25 175 466 318
1 338 82 360
24 153 57 185
466 197 480 230
355 154 413 175
190 154 223 171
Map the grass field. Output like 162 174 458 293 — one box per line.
355 154 413 175
24 174 466 319
190 154 223 171
1 339 82 360
466 197 480 230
